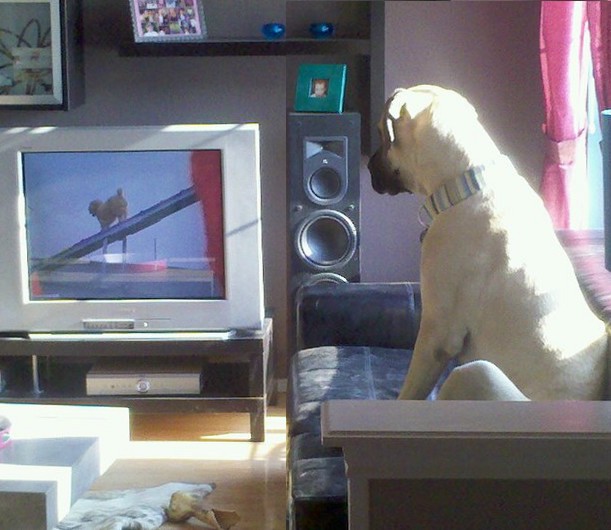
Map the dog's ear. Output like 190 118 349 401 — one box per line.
384 88 434 145
390 88 434 121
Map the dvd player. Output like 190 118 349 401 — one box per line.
86 359 203 396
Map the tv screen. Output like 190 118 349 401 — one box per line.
0 124 264 334
23 149 225 301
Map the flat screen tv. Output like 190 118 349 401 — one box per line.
0 124 264 335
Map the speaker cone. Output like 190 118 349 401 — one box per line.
296 210 358 269
307 166 343 203
304 272 349 285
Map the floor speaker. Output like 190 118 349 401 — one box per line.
287 112 361 299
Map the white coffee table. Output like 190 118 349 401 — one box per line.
0 403 129 530
322 400 611 530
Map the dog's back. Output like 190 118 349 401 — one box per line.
109 188 128 220
422 160 608 400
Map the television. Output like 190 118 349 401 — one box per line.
0 124 264 336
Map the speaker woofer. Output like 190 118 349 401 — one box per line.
292 272 349 304
296 210 358 269
304 272 349 286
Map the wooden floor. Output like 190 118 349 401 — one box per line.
90 395 287 529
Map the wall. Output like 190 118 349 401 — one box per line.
0 1 545 377
361 0 544 282
0 0 290 369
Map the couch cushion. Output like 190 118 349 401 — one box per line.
288 432 343 466
288 462 348 530
297 282 421 351
289 345 413 436
289 345 455 437
291 457 347 501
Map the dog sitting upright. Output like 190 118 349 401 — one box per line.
368 85 608 401
89 188 128 230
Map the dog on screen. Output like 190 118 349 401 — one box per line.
89 188 128 230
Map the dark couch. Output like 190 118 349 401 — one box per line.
286 279 611 530
287 282 451 530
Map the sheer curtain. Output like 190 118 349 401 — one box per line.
539 1 611 229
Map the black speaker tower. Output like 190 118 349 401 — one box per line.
287 112 361 313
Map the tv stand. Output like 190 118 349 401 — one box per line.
0 319 274 442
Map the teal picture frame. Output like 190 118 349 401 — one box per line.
294 64 347 113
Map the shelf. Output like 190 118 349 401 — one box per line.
0 319 274 441
0 323 271 357
0 391 260 407
119 37 370 57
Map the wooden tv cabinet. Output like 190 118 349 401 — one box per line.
0 319 274 442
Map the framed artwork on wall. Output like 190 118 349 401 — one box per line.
129 0 208 43
0 0 83 110
294 64 347 113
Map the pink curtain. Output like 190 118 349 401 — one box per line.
587 1 611 112
539 1 591 229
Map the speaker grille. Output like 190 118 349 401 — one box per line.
296 210 358 269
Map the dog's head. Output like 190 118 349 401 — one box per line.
88 199 102 216
368 85 480 197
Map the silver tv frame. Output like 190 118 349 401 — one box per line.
0 124 264 334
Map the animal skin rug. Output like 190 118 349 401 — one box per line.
54 482 214 530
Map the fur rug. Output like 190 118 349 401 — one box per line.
54 482 215 530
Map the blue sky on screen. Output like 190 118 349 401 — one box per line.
22 150 208 267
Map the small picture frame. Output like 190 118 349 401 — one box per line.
294 64 347 113
129 0 208 43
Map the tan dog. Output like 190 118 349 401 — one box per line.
369 85 608 400
89 188 128 230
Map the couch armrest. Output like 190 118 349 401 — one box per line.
296 282 421 351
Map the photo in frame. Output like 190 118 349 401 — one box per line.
0 0 64 107
129 0 208 43
294 64 347 113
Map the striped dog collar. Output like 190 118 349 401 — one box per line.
422 164 487 220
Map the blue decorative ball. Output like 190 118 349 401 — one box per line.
309 22 334 39
261 23 286 40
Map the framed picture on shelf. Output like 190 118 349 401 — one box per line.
294 64 347 113
129 0 208 43
0 0 78 109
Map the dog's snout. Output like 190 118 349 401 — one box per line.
368 151 384 194
369 149 404 195
367 151 377 174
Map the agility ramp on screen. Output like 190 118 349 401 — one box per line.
32 187 198 274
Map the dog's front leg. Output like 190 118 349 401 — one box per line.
397 317 466 400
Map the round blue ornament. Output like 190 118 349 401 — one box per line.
309 23 335 39
261 23 286 40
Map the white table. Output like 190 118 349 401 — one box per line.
0 403 129 529
322 400 611 530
